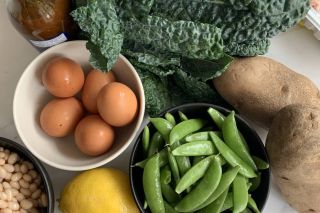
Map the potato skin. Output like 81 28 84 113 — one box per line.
213 56 320 128
266 104 320 213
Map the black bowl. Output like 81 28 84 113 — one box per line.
129 103 270 212
0 137 54 213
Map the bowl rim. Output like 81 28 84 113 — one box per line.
0 137 54 213
129 102 271 212
13 40 145 171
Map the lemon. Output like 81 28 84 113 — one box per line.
59 168 139 213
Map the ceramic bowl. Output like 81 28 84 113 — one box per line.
130 103 270 212
13 40 145 171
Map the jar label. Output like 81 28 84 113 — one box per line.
29 33 68 48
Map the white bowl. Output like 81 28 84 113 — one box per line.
13 41 145 171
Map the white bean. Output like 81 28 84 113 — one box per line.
0 183 3 192
13 165 20 173
0 152 5 159
11 173 22 182
4 153 9 161
31 190 40 199
10 189 18 197
33 178 41 186
0 167 7 179
9 181 19 190
15 193 24 202
0 159 6 166
0 191 7 200
20 199 33 210
8 202 19 211
29 184 37 192
0 200 8 208
4 164 14 173
5 172 12 180
40 193 48 207
3 182 11 190
5 189 13 201
8 154 19 165
28 170 37 179
3 208 12 213
19 165 28 174
22 174 31 183
18 180 29 189
23 162 33 170
19 189 31 197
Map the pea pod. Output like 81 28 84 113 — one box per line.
148 132 165 157
185 131 222 142
134 148 168 168
172 141 216 156
252 156 269 170
210 132 257 178
221 193 233 212
167 147 180 184
142 126 150 155
248 195 260 213
160 166 180 203
194 166 240 210
249 173 261 192
207 107 225 129
222 112 257 171
171 141 191 176
178 111 188 121
175 156 213 194
233 174 249 213
199 187 229 213
164 200 179 213
174 156 222 212
192 156 206 165
165 112 176 126
169 119 207 145
143 153 165 213
150 118 173 142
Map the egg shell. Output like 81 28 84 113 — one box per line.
42 57 85 97
97 82 138 127
40 97 84 137
82 69 116 113
74 115 115 156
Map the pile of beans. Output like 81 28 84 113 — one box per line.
0 147 48 213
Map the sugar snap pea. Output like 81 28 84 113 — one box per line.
134 148 168 168
252 156 269 170
207 107 225 129
185 131 222 142
221 192 233 212
249 172 261 192
192 156 206 165
233 174 249 213
248 195 260 213
222 111 257 171
199 187 229 213
143 153 165 213
171 141 191 176
210 132 257 178
174 156 222 212
164 200 179 213
172 141 216 156
167 147 180 184
142 126 150 155
178 111 188 121
169 119 207 145
194 166 240 210
165 112 176 126
148 132 165 157
175 156 213 194
150 118 173 142
160 166 180 203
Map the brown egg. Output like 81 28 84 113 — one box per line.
74 115 115 156
40 97 84 137
42 57 85 97
82 69 116 113
97 82 138 127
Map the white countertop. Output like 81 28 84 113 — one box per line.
1 1 320 212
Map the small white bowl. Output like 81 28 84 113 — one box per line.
13 41 145 171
